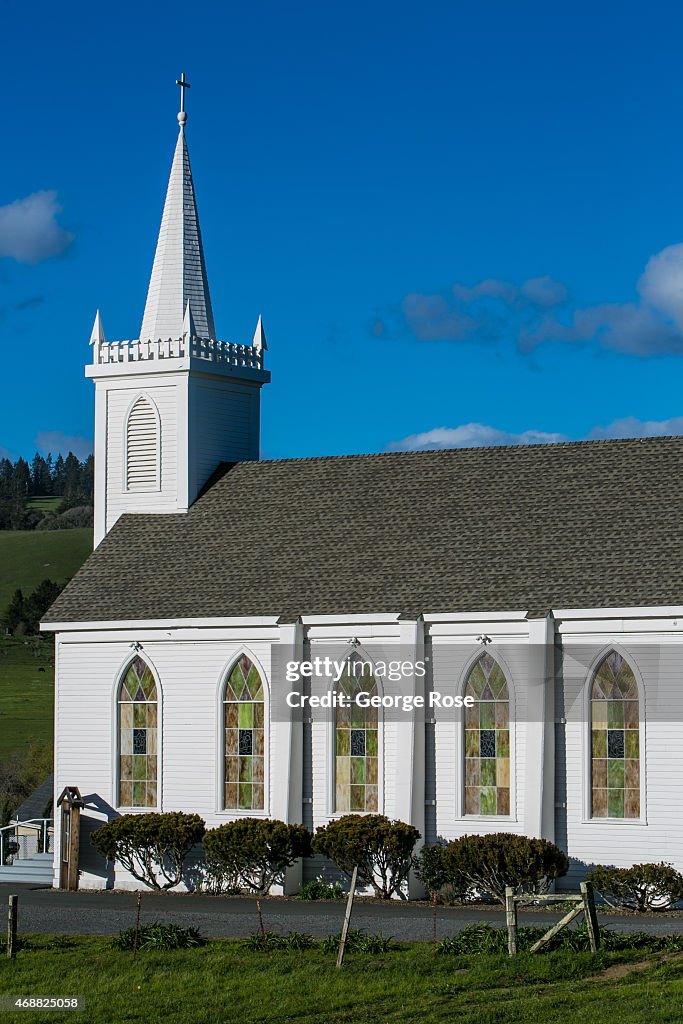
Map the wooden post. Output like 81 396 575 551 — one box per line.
7 895 17 959
256 897 268 951
505 887 518 957
131 892 142 961
336 866 358 968
67 805 81 891
580 881 600 952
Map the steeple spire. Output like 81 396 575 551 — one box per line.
139 74 216 343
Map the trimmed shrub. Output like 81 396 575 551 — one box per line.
113 922 205 951
587 862 683 911
312 814 420 900
298 878 345 901
414 843 468 904
441 833 569 904
91 812 205 891
202 818 312 895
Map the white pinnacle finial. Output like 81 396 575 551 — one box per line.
252 315 268 352
89 309 105 345
183 300 195 340
176 72 191 130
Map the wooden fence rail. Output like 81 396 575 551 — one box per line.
504 882 600 957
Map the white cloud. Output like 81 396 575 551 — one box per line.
388 414 683 451
35 432 92 460
383 244 683 356
638 244 683 331
519 275 569 307
387 423 569 451
380 273 569 345
0 191 74 264
586 415 683 440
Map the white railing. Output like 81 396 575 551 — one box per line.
0 819 53 865
93 335 264 370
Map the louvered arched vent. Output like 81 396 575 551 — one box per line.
125 396 159 491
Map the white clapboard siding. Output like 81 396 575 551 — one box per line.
126 397 159 491
105 384 179 535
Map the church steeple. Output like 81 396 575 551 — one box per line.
139 75 216 342
87 75 270 548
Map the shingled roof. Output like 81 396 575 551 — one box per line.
43 436 683 624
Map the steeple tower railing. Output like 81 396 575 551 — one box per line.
92 334 264 369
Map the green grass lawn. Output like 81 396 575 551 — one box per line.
25 497 63 513
0 528 91 614
1 936 683 1024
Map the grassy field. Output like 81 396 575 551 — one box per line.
1 936 683 1024
25 497 63 513
0 525 90 760
0 637 54 757
0 528 91 614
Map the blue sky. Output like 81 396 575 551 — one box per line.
4 0 683 460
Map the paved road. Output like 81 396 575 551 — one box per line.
2 884 683 940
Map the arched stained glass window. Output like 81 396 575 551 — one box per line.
464 653 510 816
591 651 640 819
224 656 265 811
335 656 379 813
118 657 158 808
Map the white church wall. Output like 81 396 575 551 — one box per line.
559 624 683 880
52 612 683 893
187 377 260 503
303 624 419 889
53 627 281 890
430 633 534 843
100 375 185 540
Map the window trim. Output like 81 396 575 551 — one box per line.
582 644 647 825
112 652 162 813
456 648 517 822
215 648 271 817
327 644 384 818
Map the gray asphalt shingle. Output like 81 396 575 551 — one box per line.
43 436 683 624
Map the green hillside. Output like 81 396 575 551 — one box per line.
0 636 54 757
0 528 92 615
0 527 92 758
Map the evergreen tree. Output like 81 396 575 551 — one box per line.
5 589 26 631
12 457 30 498
63 452 81 497
53 455 66 495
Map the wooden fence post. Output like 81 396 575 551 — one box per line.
131 892 142 961
580 881 600 952
505 887 518 957
336 866 358 968
7 894 17 959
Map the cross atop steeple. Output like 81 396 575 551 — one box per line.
139 74 215 343
176 72 191 127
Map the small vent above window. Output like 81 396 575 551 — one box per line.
126 396 159 491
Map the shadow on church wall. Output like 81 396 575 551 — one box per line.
78 793 117 889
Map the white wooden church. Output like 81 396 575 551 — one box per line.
43 83 683 892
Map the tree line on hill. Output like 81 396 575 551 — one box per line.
0 452 94 531
3 579 65 634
